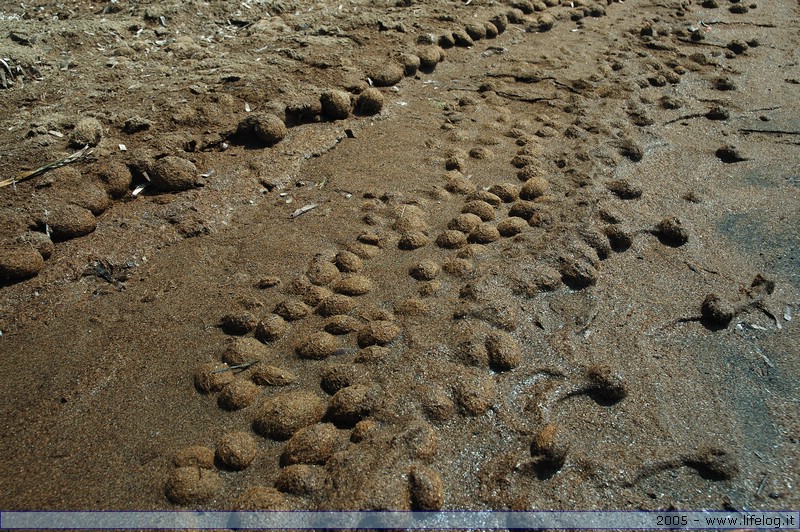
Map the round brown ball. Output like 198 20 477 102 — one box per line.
370 63 404 87
274 464 325 495
355 88 384 115
416 46 443 69
327 384 382 426
173 445 215 469
399 231 430 250
468 223 501 244
409 260 441 281
251 365 297 387
235 486 287 510
334 250 363 272
0 245 44 282
165 467 222 505
436 230 468 249
69 117 103 148
357 320 401 347
448 213 483 233
409 465 444 510
252 391 327 440
317 294 357 317
307 259 340 286
530 423 570 469
497 217 528 237
485 331 521 371
194 362 235 393
44 204 96 241
216 431 258 470
149 156 199 192
218 379 261 410
281 423 340 466
324 314 361 335
462 200 495 221
295 332 338 360
320 90 351 120
487 183 519 202
333 274 374 296
520 176 550 200
254 314 287 342
274 299 311 321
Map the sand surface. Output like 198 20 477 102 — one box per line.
0 0 798 515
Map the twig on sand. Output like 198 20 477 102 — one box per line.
211 360 260 373
0 144 93 189
756 473 768 496
290 203 320 219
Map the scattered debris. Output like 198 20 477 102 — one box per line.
290 203 320 218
